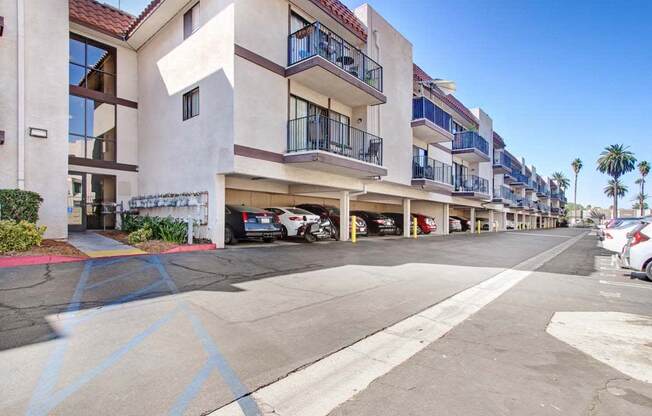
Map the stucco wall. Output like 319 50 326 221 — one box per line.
137 0 235 240
0 0 69 238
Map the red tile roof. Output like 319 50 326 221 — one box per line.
70 0 367 43
413 64 479 128
69 0 135 39
310 0 367 41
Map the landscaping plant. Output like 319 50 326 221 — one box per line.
128 226 153 245
0 220 46 254
121 214 188 244
0 189 43 223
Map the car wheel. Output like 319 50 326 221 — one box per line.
280 225 288 239
304 233 316 243
225 226 236 245
417 226 424 235
332 226 340 241
395 227 402 236
645 260 652 281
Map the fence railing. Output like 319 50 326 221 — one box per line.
493 185 513 201
412 155 454 185
288 21 383 92
287 115 383 166
455 174 489 194
493 150 512 170
412 97 452 133
452 131 489 155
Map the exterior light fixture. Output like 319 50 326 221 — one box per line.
0 16 4 37
29 128 48 139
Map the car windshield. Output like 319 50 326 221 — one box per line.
287 208 314 215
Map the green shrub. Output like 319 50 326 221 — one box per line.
122 215 188 244
0 189 43 223
128 227 153 245
0 220 46 253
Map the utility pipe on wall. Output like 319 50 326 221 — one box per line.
16 0 25 189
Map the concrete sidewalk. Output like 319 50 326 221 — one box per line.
67 231 145 258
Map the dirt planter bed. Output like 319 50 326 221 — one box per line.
97 230 215 254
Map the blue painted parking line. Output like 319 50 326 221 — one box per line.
27 255 259 416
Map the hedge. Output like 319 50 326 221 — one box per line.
0 220 46 253
0 189 43 223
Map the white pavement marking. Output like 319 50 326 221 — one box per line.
599 291 621 298
599 280 652 290
547 312 652 383
210 232 587 416
507 232 572 239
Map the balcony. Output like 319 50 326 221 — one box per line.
550 192 560 200
454 174 490 199
284 115 387 177
517 196 534 211
510 171 529 188
452 131 490 162
536 184 550 198
551 207 561 215
411 156 454 193
411 97 454 144
287 22 386 107
492 185 514 205
493 150 512 174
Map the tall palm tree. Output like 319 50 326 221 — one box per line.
637 161 650 215
571 158 583 224
604 179 628 217
597 144 637 217
632 193 648 211
551 171 570 194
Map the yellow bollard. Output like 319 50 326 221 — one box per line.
351 215 356 243
477 220 481 234
412 217 418 239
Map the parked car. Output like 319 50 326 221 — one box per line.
506 220 515 230
224 204 282 244
601 221 644 253
350 211 397 236
382 213 437 235
450 216 469 232
264 207 320 238
296 204 367 239
449 217 462 233
598 217 643 240
620 221 652 279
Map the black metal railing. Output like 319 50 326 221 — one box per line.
455 174 489 194
412 97 452 132
288 22 383 92
452 131 489 155
412 155 454 185
287 115 383 166
493 150 512 171
493 185 513 201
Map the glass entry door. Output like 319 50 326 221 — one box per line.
67 172 117 231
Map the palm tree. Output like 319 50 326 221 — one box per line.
604 179 628 217
637 161 650 215
597 144 637 217
632 193 649 211
551 172 570 192
571 158 583 224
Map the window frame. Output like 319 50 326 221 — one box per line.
69 32 117 97
183 87 200 120
184 2 200 39
68 94 117 162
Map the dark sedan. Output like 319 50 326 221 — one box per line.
224 204 282 244
350 211 397 236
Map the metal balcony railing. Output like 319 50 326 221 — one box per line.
287 115 383 166
493 185 513 201
288 22 383 92
455 174 489 194
412 97 452 132
412 155 454 185
493 150 512 171
452 131 489 155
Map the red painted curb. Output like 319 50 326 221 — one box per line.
0 255 87 268
162 243 216 254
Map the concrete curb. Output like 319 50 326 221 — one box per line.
0 255 87 268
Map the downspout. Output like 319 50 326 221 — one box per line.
350 184 368 198
373 28 381 143
16 0 25 189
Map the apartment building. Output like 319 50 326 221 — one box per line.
0 0 565 245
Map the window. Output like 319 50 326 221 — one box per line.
452 121 465 134
183 88 200 120
184 3 200 39
69 34 116 96
68 95 116 161
290 12 309 33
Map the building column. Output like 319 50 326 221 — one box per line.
503 211 508 231
339 191 350 241
470 208 476 234
443 203 450 235
489 210 496 232
212 174 226 248
402 198 411 238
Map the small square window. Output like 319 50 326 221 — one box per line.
183 88 199 120
183 3 200 39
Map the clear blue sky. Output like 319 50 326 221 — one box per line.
113 0 651 209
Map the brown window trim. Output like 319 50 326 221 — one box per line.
69 156 138 172
69 85 137 109
69 32 118 99
183 87 200 120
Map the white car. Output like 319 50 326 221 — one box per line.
621 222 652 279
264 207 320 238
601 221 643 253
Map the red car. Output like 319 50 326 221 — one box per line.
382 212 437 234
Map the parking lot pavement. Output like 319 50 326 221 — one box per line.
329 232 652 416
0 228 601 416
